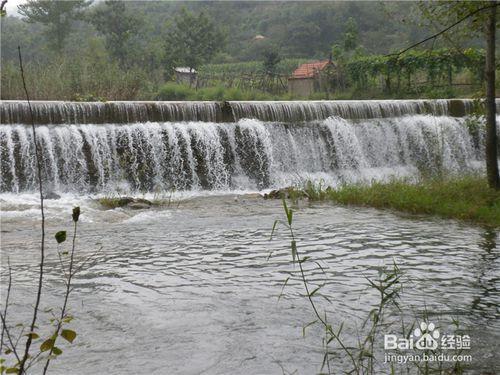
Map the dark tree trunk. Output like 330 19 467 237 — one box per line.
485 4 499 189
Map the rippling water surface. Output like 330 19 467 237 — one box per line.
1 194 499 374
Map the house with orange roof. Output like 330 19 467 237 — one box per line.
288 58 334 96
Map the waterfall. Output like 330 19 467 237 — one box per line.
0 100 489 194
230 100 451 122
0 101 224 124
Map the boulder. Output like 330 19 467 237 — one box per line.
103 197 153 209
127 201 151 210
116 197 135 206
44 191 61 200
263 187 308 200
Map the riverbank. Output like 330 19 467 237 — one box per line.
291 176 500 227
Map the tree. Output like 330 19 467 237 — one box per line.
412 1 499 189
164 8 225 75
262 48 281 75
484 4 498 189
286 21 322 57
18 0 91 53
89 0 142 66
343 17 359 52
1 0 7 17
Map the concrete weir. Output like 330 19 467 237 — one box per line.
1 99 497 125
1 98 494 193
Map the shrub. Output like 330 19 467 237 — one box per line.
156 83 194 100
196 85 226 101
155 83 277 101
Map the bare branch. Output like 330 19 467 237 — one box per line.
0 312 21 364
388 3 499 57
17 45 47 375
0 258 12 353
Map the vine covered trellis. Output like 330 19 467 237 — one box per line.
344 48 486 93
187 48 487 97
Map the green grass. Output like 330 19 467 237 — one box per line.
156 82 482 102
157 83 280 101
297 177 500 227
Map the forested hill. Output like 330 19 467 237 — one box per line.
126 1 431 60
1 1 481 65
1 1 489 101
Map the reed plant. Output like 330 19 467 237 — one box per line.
270 198 472 374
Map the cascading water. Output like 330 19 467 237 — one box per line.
229 99 454 121
0 101 224 124
2 99 499 125
0 99 492 194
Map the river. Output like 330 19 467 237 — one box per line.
0 100 499 373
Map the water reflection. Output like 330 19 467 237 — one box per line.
470 229 499 320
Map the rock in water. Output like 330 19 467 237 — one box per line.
263 187 308 200
44 191 61 200
127 201 151 210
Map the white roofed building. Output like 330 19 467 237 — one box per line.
174 67 197 87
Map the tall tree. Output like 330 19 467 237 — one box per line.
417 1 499 189
343 17 359 52
18 0 91 53
485 3 498 189
164 8 225 75
90 0 142 66
262 48 281 75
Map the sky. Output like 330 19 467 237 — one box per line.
4 0 104 16
4 0 26 16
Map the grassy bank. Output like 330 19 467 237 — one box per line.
157 82 280 101
156 82 483 101
294 177 500 227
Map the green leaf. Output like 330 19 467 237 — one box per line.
302 320 317 337
337 322 344 337
4 349 11 355
61 329 77 343
299 256 309 264
291 240 297 263
282 198 288 216
52 347 62 356
277 277 290 302
269 219 279 241
286 207 293 226
40 338 55 352
72 206 80 222
55 231 67 244
5 368 18 374
360 350 373 358
282 198 293 225
25 332 39 340
309 285 322 297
